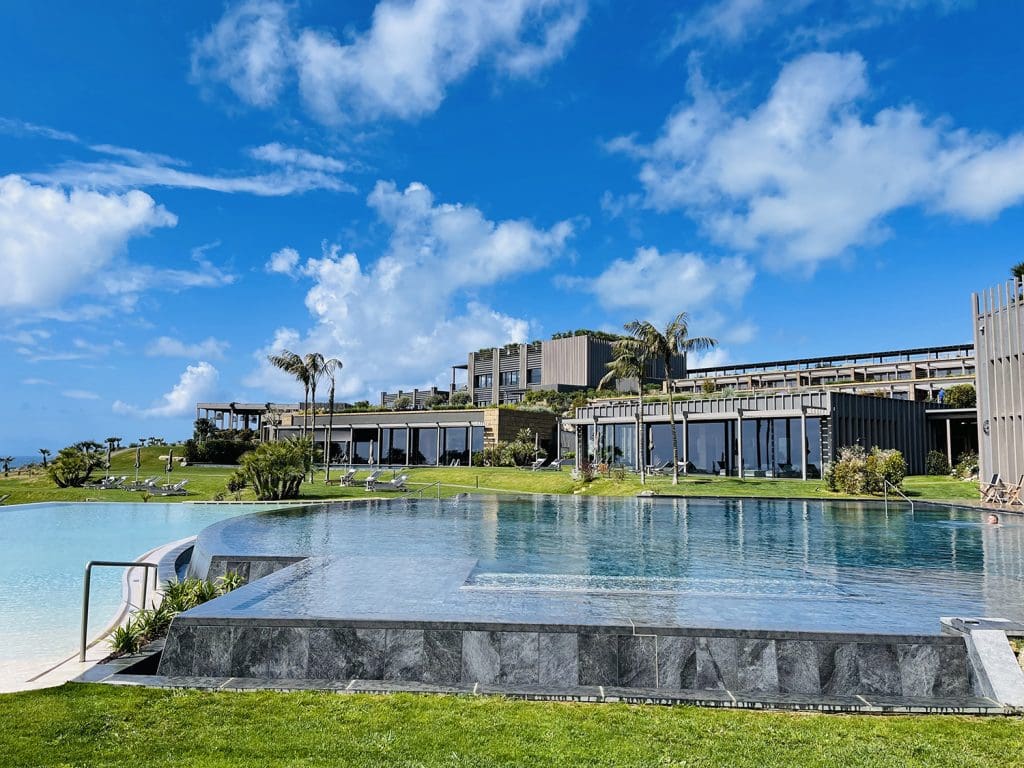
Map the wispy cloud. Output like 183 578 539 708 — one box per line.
63 389 101 400
146 335 230 360
113 362 220 418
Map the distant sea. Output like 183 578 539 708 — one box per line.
9 456 38 468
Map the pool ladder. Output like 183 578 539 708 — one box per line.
401 481 443 500
882 479 914 514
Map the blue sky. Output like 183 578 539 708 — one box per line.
2 0 1023 454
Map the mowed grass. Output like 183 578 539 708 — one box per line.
0 445 981 505
0 684 1019 768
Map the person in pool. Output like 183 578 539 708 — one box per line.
988 513 1000 525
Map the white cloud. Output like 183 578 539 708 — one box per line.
192 0 586 124
245 180 573 399
249 143 347 173
612 51 1024 269
585 247 753 319
1 328 51 346
672 0 961 48
146 336 230 360
0 117 80 143
266 246 300 275
113 362 219 418
0 175 176 311
21 377 54 386
63 389 101 400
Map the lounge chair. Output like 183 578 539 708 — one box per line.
0 494 9 505
537 458 572 471
370 474 408 492
127 476 159 491
646 460 672 475
87 476 127 490
363 470 384 490
1004 475 1024 507
520 458 546 471
980 474 1007 504
337 469 358 486
150 479 189 496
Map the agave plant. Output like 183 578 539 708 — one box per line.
108 618 145 655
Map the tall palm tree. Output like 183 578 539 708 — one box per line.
618 313 717 485
267 350 309 436
321 358 343 482
600 344 650 484
39 448 51 468
1 456 13 477
303 353 329 480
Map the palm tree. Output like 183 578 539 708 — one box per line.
267 350 310 436
618 313 717 485
321 358 343 483
39 448 51 468
303 353 330 480
600 345 649 484
1 456 13 477
1013 261 1024 282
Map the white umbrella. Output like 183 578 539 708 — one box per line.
105 443 112 479
165 447 174 485
134 446 142 483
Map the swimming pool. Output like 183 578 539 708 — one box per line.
0 502 284 666
185 495 1024 635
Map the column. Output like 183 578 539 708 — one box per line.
736 410 744 478
681 412 689 474
436 427 442 466
946 418 953 466
492 347 501 405
635 412 644 472
800 408 808 481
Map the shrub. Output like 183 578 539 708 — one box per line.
184 437 256 465
701 379 717 395
944 384 976 408
237 437 311 500
827 445 906 494
424 393 448 409
48 447 102 487
450 390 472 407
392 396 412 410
954 450 979 480
109 618 145 655
925 450 951 476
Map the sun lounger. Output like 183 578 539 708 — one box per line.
363 470 384 490
150 479 189 496
646 460 672 475
519 458 546 471
0 494 9 505
980 474 1007 504
370 474 408 492
536 458 572 471
337 469 358 486
1005 475 1024 507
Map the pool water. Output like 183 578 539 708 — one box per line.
188 495 1024 634
0 503 283 664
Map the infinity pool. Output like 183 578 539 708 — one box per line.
187 495 1024 634
0 502 282 666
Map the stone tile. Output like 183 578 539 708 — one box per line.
499 632 539 685
267 627 309 678
897 643 940 698
422 630 461 685
695 637 737 691
657 635 696 690
249 560 277 582
229 626 270 678
308 627 387 680
818 642 859 695
579 633 618 686
384 629 425 681
936 643 971 697
856 643 900 696
776 640 819 695
158 624 196 676
736 639 779 694
193 625 233 677
617 635 657 688
538 632 578 687
462 631 500 684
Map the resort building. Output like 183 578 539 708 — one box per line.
567 391 960 478
974 279 1024 484
672 344 975 402
194 402 302 432
381 332 687 408
269 407 558 466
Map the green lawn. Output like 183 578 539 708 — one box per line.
0 446 982 505
0 684 1018 768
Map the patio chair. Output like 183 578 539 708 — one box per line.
370 474 408 492
363 469 384 490
0 494 10 505
337 469 357 486
520 458 546 471
646 460 672 475
1004 475 1024 507
980 474 1007 504
151 479 190 496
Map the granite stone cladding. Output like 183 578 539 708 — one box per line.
158 622 973 700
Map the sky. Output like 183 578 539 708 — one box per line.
2 0 1023 454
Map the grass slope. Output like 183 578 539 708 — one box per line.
0 445 981 505
0 684 1019 768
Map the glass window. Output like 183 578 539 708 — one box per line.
442 427 469 465
805 417 822 478
499 370 519 386
648 423 684 467
474 373 493 389
471 426 484 461
351 428 377 465
527 368 541 384
687 421 737 475
411 427 438 465
381 428 407 466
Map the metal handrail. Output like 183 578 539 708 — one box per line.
883 479 915 514
80 560 159 661
401 481 443 500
